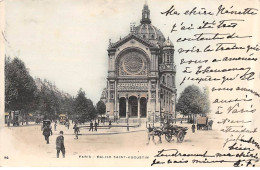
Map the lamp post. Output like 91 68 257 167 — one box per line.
127 112 129 131
148 111 151 123
155 111 159 127
115 111 118 124
107 111 110 123
152 112 155 127
160 108 164 126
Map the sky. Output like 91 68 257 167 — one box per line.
4 0 181 103
4 0 257 104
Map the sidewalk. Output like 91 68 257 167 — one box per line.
52 122 147 136
51 120 192 136
4 121 41 127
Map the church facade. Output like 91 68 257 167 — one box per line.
105 3 176 123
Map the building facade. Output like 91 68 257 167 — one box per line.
105 3 176 122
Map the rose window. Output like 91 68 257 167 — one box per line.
123 55 144 74
118 51 147 76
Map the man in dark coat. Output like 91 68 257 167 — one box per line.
94 121 98 132
66 121 70 129
54 122 57 131
42 125 52 144
192 124 196 133
73 124 80 139
56 131 65 158
89 121 93 132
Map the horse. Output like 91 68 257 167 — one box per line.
146 125 163 145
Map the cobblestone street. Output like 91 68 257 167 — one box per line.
0 121 224 166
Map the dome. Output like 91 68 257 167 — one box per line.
163 38 173 47
133 3 165 44
134 24 165 43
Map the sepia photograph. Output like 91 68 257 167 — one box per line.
0 0 260 167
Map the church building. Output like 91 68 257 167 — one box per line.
105 2 176 123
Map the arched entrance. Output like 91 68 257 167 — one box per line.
140 97 147 117
119 97 126 117
128 96 138 117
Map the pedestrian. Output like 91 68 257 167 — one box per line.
89 121 93 132
192 124 195 133
109 120 112 126
7 115 11 127
67 121 70 129
54 122 57 131
42 125 52 144
56 131 65 158
98 119 100 125
94 121 98 131
163 119 170 129
73 124 80 139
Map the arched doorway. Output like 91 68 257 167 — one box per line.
128 96 138 117
140 97 147 117
119 97 126 117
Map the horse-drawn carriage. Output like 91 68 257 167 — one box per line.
59 114 67 125
163 124 188 143
197 116 213 130
148 123 188 143
41 119 52 131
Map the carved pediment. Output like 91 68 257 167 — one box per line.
108 33 157 50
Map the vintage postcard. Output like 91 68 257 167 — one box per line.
0 0 260 167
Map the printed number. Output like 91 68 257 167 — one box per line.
4 156 9 159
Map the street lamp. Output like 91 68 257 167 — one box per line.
127 112 129 131
148 111 151 123
156 111 159 126
152 112 155 127
107 111 110 123
115 111 119 124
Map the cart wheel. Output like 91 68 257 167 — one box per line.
165 133 172 143
177 131 184 143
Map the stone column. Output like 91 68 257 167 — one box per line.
114 81 117 117
163 53 165 63
156 80 160 113
126 95 129 119
138 95 140 119
146 94 149 119
117 96 120 119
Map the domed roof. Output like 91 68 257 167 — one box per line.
133 2 165 44
163 38 173 47
134 24 165 43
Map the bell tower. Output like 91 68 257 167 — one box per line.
161 38 175 76
159 38 176 116
141 1 151 24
